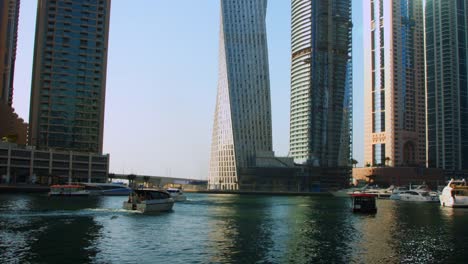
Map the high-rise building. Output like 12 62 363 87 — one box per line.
363 0 425 167
208 0 272 191
426 0 468 171
29 0 111 153
0 0 19 107
289 0 353 167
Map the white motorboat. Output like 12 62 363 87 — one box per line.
123 189 174 213
389 186 409 200
48 184 90 196
82 182 132 196
393 189 439 202
166 188 187 202
440 179 468 208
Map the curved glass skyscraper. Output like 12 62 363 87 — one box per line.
208 0 272 190
289 0 352 167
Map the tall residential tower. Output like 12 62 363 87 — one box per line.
289 0 353 167
208 0 272 190
0 0 19 107
426 0 468 171
29 0 111 153
363 0 425 167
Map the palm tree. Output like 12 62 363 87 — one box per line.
143 176 150 187
108 173 115 183
385 157 391 167
127 174 136 187
351 159 358 168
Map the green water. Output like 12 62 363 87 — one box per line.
0 193 467 263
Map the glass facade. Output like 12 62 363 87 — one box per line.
208 0 272 190
0 0 19 107
426 0 468 170
289 0 352 167
29 0 110 153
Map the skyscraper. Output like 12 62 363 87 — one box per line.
29 0 111 153
0 0 19 107
289 0 353 167
426 0 468 171
363 0 425 167
208 0 272 191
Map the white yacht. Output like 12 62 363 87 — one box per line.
166 188 187 202
440 179 468 208
392 189 439 202
123 189 174 213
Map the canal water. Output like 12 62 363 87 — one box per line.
0 193 467 263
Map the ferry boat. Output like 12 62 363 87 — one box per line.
123 189 174 213
350 193 377 213
48 184 90 196
166 187 187 202
82 182 132 196
440 179 468 208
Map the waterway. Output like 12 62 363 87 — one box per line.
0 193 467 263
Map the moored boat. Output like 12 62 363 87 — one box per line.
166 187 187 202
82 182 132 196
123 189 174 213
440 179 468 208
330 184 368 197
48 184 90 196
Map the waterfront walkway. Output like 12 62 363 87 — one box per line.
0 184 49 193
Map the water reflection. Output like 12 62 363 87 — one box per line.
389 202 453 263
0 194 102 263
281 197 355 263
2 194 468 263
206 195 274 263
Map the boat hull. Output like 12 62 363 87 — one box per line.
123 199 174 213
440 195 468 208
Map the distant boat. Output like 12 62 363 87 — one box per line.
123 189 174 213
166 187 187 202
82 182 132 196
330 184 368 197
363 185 394 199
48 185 90 197
440 179 468 208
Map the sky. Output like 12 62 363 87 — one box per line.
13 1 364 180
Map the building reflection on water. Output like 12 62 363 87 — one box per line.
2 194 468 263
206 195 359 263
206 195 275 263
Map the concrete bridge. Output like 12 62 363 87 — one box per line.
109 173 207 191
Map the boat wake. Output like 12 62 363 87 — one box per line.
0 208 142 218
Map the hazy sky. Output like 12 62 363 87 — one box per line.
13 1 364 180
